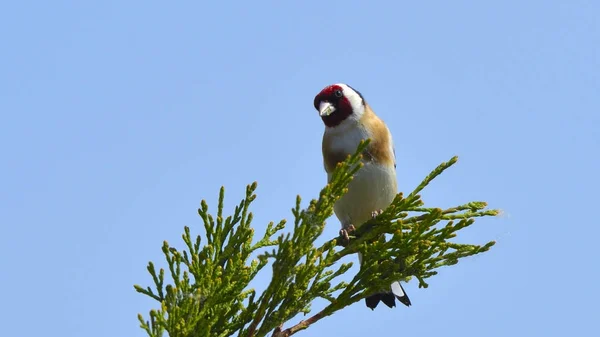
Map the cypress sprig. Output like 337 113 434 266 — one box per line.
135 140 498 337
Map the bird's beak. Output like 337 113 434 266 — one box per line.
319 101 335 117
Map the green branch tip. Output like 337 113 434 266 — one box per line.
135 142 497 337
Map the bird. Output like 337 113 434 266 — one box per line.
314 83 411 310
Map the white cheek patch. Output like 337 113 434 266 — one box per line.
336 83 365 120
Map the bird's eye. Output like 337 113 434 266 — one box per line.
334 90 343 98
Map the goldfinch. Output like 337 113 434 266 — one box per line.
314 83 411 310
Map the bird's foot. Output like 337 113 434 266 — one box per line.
371 209 384 219
338 224 356 247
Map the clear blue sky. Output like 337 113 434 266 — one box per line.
1 1 598 336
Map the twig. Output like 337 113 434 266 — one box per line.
271 307 329 337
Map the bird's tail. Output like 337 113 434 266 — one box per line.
365 281 411 310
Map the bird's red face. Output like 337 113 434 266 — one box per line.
314 84 364 128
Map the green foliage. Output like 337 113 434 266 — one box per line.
135 140 498 337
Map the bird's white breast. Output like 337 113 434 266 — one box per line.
324 124 398 227
332 161 397 227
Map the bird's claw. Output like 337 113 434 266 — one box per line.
371 209 384 219
338 224 355 247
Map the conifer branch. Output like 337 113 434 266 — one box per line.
135 140 499 337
